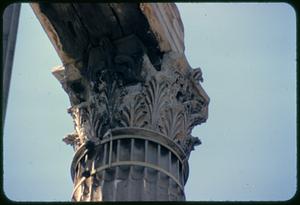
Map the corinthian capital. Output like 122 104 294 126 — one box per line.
32 2 209 201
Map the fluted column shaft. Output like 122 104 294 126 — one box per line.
31 3 209 201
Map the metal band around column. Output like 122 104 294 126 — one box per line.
70 127 190 188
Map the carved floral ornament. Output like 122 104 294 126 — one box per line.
54 35 209 159
31 2 209 201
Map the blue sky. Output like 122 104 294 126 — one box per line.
3 3 296 201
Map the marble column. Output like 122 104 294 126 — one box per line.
31 3 209 201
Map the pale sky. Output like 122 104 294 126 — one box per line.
3 3 296 201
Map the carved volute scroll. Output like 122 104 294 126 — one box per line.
58 49 209 158
33 2 209 201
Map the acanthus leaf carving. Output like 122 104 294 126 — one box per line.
161 103 185 141
143 76 169 131
119 93 147 128
182 135 202 157
60 36 208 157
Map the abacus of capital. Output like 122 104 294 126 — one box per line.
31 3 209 201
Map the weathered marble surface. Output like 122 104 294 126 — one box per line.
31 3 209 201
